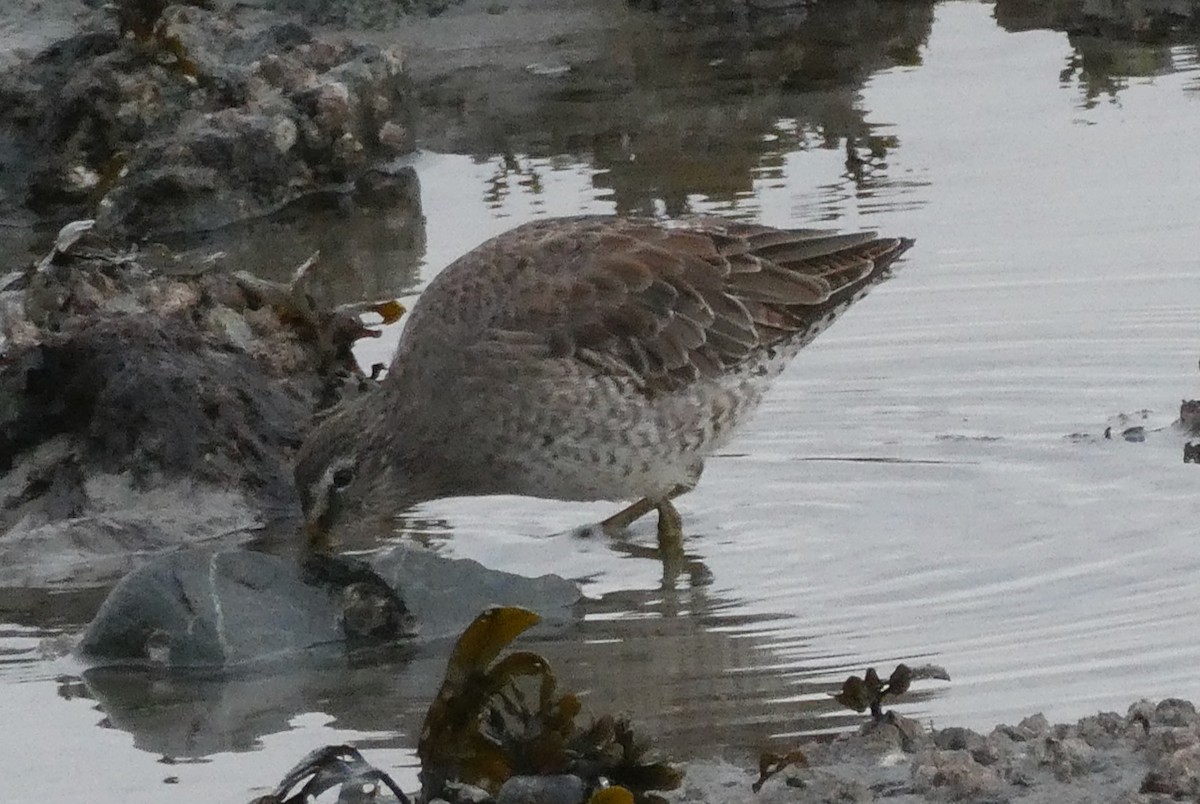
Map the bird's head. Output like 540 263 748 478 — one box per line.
293 400 384 552
294 393 439 550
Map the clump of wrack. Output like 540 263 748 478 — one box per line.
253 607 677 804
419 607 681 804
752 664 949 792
0 223 390 587
0 2 415 236
744 698 1200 802
832 664 951 722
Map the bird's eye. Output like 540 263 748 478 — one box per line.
332 467 354 490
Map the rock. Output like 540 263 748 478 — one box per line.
732 698 1200 801
1044 735 1098 781
997 712 1051 742
1121 426 1147 442
1180 399 1200 433
1154 698 1198 727
66 543 579 764
76 541 579 669
911 748 1003 798
260 0 467 26
0 315 306 507
996 0 1200 42
981 727 1020 770
629 0 812 31
934 726 996 766
0 229 377 588
369 543 581 642
1145 728 1199 764
1128 699 1158 729
496 775 585 804
378 120 409 152
0 4 417 236
76 549 414 668
352 165 420 209
1142 743 1200 798
0 456 263 589
860 713 931 754
1076 711 1132 749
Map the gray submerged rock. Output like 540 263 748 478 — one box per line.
77 548 414 667
77 542 580 669
71 542 581 762
369 543 582 641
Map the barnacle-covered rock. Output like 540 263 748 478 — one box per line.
0 224 393 587
0 2 417 237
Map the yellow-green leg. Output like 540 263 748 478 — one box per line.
600 486 689 557
600 497 656 532
655 499 684 557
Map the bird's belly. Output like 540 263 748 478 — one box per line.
455 375 762 503
503 438 697 502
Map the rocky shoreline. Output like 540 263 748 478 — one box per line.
680 697 1200 804
245 623 1200 804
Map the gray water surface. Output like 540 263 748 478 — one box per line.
4 3 1200 802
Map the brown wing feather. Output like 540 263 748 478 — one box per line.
449 216 913 395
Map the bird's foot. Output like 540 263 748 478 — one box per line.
600 499 685 551
596 497 690 571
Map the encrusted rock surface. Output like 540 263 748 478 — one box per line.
0 226 377 587
0 2 416 236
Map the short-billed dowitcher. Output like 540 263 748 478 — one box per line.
295 215 913 554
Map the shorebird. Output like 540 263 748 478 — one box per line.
295 215 913 556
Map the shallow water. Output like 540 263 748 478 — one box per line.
5 2 1200 801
